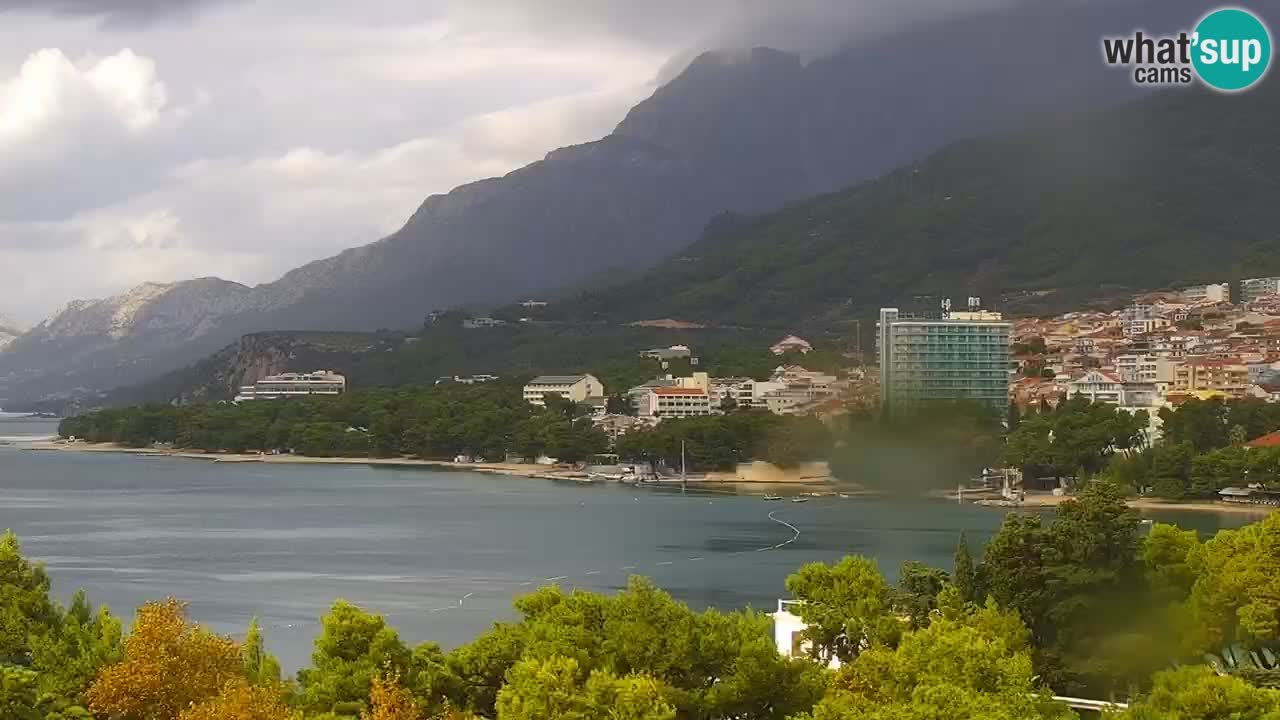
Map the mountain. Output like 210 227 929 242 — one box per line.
544 80 1280 329
0 0 1207 407
0 279 268 408
0 313 26 350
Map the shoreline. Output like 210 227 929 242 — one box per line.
947 489 1277 516
29 441 1265 514
22 440 834 491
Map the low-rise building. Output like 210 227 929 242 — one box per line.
645 387 712 418
1181 283 1231 305
462 317 507 328
638 345 692 360
436 374 500 385
1172 359 1251 398
770 335 813 355
523 374 604 406
1066 370 1125 404
710 377 786 410
235 371 347 402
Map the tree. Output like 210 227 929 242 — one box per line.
178 679 300 720
298 600 413 716
1141 524 1200 603
362 674 422 720
242 618 282 686
494 656 676 720
980 483 1144 694
86 598 244 720
0 664 41 720
1150 441 1195 499
1115 666 1280 720
606 393 636 416
1187 512 1280 654
797 603 1072 720
28 589 123 701
896 561 949 629
953 531 979 604
0 530 59 666
784 556 899 664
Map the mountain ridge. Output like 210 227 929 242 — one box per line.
0 0 1204 408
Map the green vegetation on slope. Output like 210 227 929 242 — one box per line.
542 82 1280 329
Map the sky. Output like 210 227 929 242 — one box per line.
0 0 1006 325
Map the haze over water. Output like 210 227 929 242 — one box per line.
0 418 1260 671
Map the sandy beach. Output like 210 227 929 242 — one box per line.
23 440 832 489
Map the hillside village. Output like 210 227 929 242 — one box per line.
513 276 1280 445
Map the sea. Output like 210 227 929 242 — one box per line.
0 416 1263 671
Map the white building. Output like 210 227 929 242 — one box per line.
770 335 813 355
1114 354 1174 385
638 345 692 360
1240 276 1280 304
1066 370 1125 404
1120 304 1168 338
645 387 712 418
1181 283 1230 305
1066 370 1161 408
235 371 347 402
523 374 604 407
771 600 840 669
709 377 785 410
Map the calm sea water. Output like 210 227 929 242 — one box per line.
0 418 1263 671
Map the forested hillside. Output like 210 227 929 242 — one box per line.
545 80 1280 328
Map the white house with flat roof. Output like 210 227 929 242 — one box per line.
235 371 346 402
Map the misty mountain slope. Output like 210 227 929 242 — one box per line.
0 279 261 406
548 80 1280 328
194 0 1188 333
0 313 26 350
0 0 1207 406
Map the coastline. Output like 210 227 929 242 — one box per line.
954 490 1277 516
22 440 833 490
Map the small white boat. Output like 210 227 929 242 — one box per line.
763 494 783 501
790 496 810 503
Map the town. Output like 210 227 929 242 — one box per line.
228 276 1280 442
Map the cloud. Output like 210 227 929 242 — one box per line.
0 47 199 223
0 0 1033 325
0 0 232 25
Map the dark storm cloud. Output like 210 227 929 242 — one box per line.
472 0 1024 60
0 0 233 24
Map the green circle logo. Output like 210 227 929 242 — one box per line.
1193 7 1271 91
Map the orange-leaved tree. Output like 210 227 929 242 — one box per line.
363 674 421 720
86 597 244 720
179 678 299 720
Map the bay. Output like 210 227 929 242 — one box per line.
0 419 1262 671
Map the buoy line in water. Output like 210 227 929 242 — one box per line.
417 504 806 614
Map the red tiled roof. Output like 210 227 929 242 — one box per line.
1246 430 1280 449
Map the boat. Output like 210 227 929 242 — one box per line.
790 496 810 503
763 494 783 501
838 493 851 499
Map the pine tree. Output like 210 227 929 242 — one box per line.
953 531 979 604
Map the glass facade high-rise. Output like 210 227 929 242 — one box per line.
878 308 1011 417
